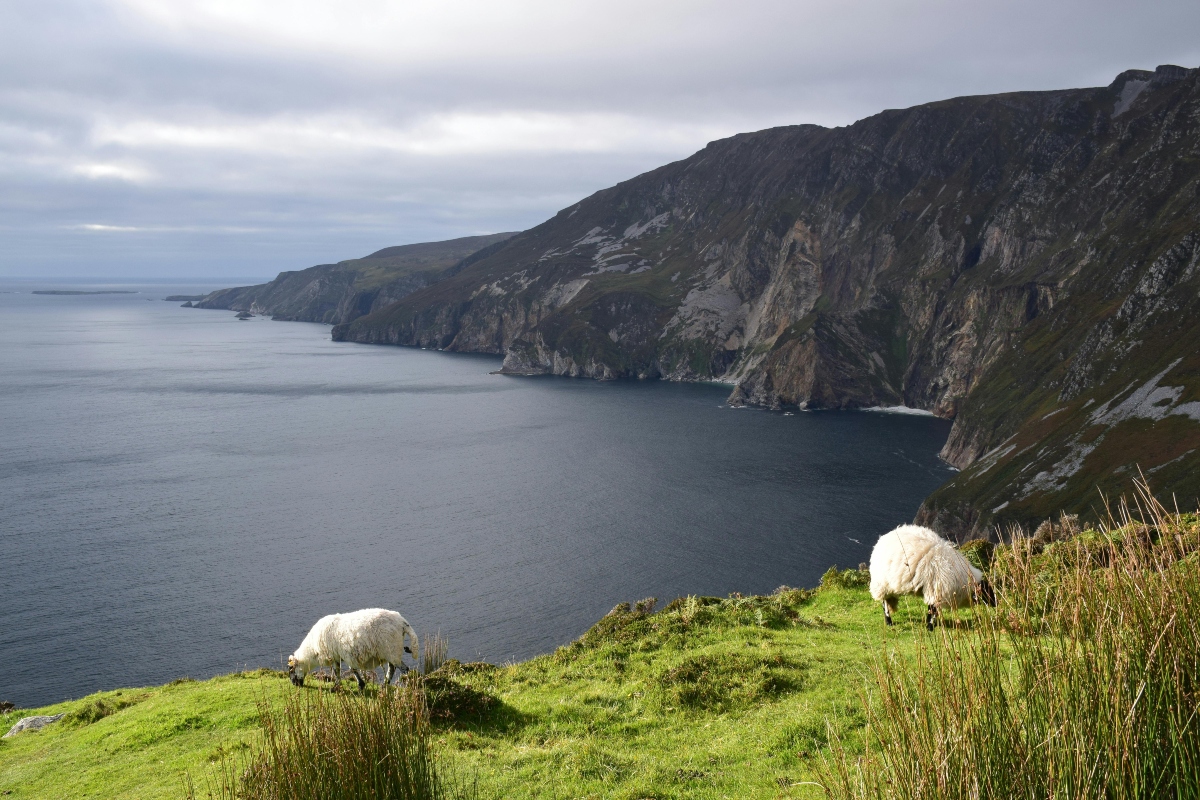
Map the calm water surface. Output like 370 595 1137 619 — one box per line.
0 285 953 707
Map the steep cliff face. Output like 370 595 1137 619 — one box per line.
335 65 1200 535
194 233 516 324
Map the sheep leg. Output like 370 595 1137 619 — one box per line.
882 598 896 625
384 663 395 685
333 662 342 689
925 604 938 631
351 668 366 691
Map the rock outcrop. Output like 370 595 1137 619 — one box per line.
194 233 516 325
3 714 63 738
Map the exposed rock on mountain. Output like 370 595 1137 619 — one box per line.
194 233 516 325
333 65 1200 536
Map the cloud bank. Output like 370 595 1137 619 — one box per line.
2 0 1197 278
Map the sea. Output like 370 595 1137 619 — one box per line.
0 284 954 707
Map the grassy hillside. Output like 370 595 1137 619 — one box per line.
4 505 1197 799
1 572 913 800
318 235 521 293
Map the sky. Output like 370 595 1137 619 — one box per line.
2 1 1197 281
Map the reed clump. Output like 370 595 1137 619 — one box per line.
422 632 450 675
825 480 1200 800
186 683 473 800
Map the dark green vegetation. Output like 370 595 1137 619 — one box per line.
3 498 1196 798
195 233 516 325
325 65 1200 535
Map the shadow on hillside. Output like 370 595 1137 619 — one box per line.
297 663 532 733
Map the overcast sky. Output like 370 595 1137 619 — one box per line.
2 1 1197 281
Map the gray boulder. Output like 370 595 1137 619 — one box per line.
3 714 64 738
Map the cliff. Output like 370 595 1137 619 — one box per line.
332 65 1200 536
194 233 516 325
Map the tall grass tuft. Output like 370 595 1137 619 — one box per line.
422 631 449 675
186 682 473 800
825 480 1200 800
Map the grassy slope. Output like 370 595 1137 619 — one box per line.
0 674 292 799
335 233 519 291
0 582 952 800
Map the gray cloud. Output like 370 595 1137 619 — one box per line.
2 0 1197 279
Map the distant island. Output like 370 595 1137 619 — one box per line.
32 290 138 295
163 295 207 301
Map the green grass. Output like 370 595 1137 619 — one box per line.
0 574 950 800
0 671 290 799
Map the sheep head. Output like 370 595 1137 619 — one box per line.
287 655 305 687
975 578 997 607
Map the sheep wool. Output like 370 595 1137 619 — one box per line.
289 608 419 689
869 524 988 629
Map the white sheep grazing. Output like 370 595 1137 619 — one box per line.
287 608 419 690
869 524 995 630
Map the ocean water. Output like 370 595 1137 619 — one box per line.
0 285 953 707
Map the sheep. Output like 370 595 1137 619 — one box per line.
869 524 996 630
287 608 419 690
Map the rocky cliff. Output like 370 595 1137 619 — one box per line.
195 233 516 324
333 65 1200 536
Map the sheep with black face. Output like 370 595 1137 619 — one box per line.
288 608 419 689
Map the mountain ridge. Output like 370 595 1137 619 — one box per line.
329 64 1200 536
